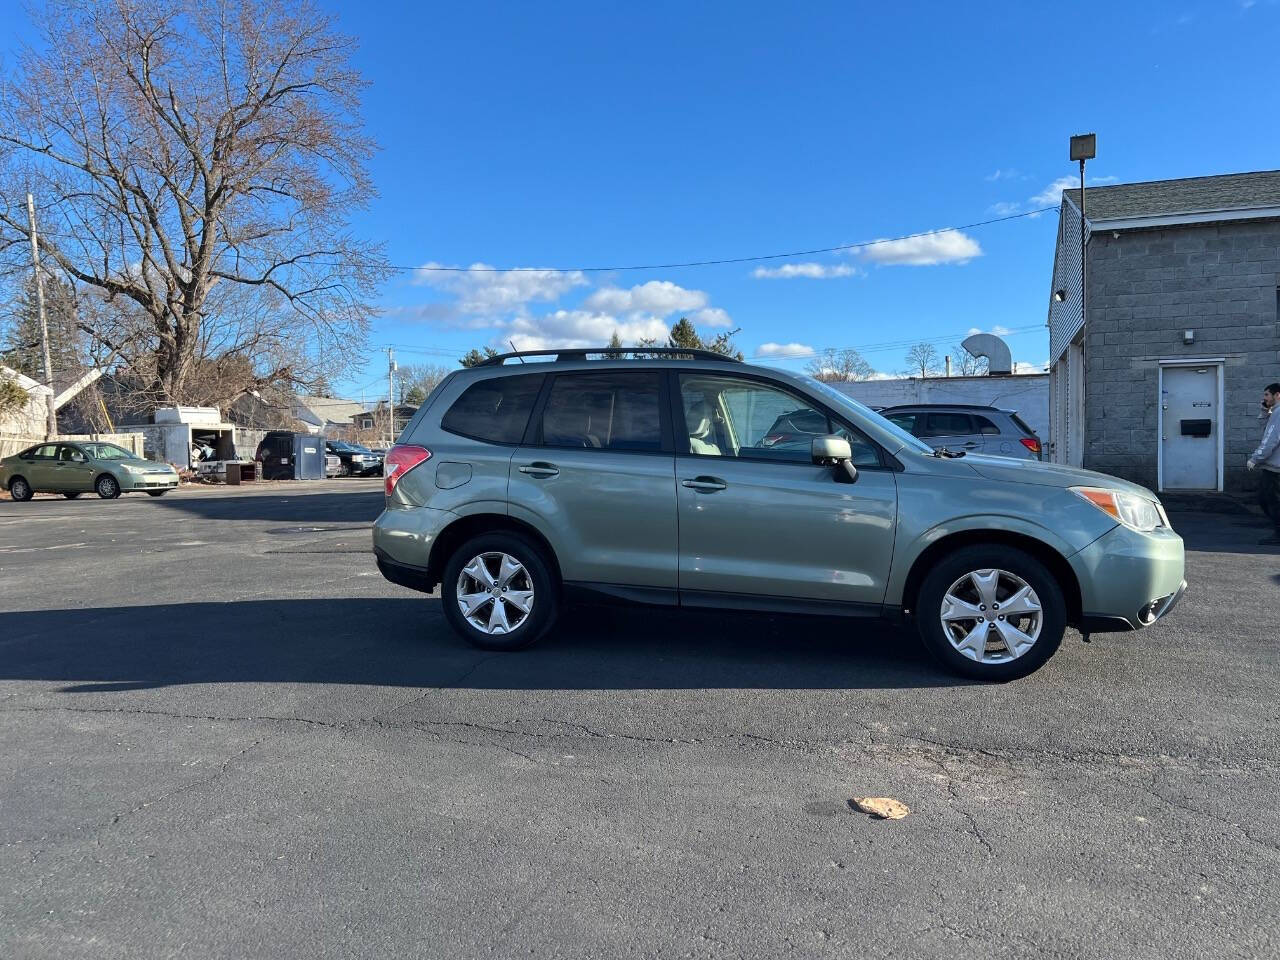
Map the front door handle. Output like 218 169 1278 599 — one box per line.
681 476 727 492
962 441 980 449
518 462 559 478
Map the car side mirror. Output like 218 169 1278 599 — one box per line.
812 435 858 484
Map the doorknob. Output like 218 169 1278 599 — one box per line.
681 476 727 492
518 462 559 478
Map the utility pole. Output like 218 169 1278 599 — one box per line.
1069 133 1096 335
386 348 397 446
25 193 57 439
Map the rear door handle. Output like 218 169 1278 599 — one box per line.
681 476 727 492
518 462 559 478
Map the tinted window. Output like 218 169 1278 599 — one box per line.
679 374 879 465
973 415 1000 435
885 412 917 435
1009 413 1037 437
441 373 544 445
540 372 663 451
923 412 973 436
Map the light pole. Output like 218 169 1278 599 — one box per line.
1069 133 1096 329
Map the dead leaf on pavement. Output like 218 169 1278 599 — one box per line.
850 796 910 820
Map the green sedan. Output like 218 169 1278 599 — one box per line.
0 441 179 501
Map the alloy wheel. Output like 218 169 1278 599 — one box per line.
455 551 535 635
940 568 1043 664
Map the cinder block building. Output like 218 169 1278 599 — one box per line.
1046 171 1280 493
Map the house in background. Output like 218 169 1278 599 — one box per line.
1047 170 1280 493
1 364 107 436
352 401 418 444
291 395 366 437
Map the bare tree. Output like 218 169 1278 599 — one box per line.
904 342 940 378
805 347 874 383
0 0 389 409
397 363 449 404
950 342 988 377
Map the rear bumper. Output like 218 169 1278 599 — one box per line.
372 504 456 589
374 548 434 594
1070 523 1186 633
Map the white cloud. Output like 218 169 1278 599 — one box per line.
986 201 1022 217
505 309 670 351
851 229 982 267
412 262 588 313
967 325 1012 337
690 307 732 328
752 262 857 279
984 168 1028 182
756 342 815 358
1029 175 1120 209
583 280 708 317
1013 360 1049 374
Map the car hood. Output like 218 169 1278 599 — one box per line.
960 454 1159 500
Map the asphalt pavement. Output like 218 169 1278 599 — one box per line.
1 479 1278 959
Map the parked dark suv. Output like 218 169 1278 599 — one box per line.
325 441 383 477
372 348 1183 681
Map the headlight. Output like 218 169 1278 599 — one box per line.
1071 486 1164 532
123 464 146 475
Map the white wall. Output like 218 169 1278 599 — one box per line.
828 374 1050 440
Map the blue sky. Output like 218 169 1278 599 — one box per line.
8 0 1280 398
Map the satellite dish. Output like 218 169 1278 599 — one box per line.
961 333 1012 375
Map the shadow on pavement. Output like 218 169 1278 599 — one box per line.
0 598 960 692
155 490 385 524
1167 511 1280 556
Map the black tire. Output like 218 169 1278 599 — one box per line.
916 545 1065 682
95 474 121 499
440 532 560 651
63 492 82 499
147 490 169 497
8 476 33 501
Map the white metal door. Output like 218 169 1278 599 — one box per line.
1161 364 1219 490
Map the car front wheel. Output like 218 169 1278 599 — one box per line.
9 476 33 501
95 474 121 499
916 545 1065 681
441 532 560 652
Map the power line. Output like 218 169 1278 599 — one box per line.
14 206 1056 275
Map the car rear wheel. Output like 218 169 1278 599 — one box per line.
441 532 559 652
916 545 1065 681
147 490 169 497
95 474 121 499
63 492 82 499
9 476 33 501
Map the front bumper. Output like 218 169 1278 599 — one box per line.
1070 522 1186 633
119 472 179 491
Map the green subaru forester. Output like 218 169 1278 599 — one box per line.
373 349 1185 681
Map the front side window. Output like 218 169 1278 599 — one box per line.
441 373 544 445
539 372 663 451
58 445 86 462
80 443 135 460
679 374 879 465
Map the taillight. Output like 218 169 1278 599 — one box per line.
384 444 431 496
1019 437 1041 456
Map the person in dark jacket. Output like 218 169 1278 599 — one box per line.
1247 382 1280 544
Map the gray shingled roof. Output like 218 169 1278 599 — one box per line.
1064 170 1280 221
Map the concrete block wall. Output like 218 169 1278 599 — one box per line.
1084 220 1280 491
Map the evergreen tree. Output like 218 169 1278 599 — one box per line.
1 273 81 378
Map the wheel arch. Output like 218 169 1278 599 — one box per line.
900 529 1082 626
427 512 562 590
8 473 29 490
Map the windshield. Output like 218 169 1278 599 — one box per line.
802 377 936 455
80 442 136 460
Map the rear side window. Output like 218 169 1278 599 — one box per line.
539 372 663 451
1009 413 1037 436
26 444 57 459
441 374 544 444
923 412 973 436
972 414 1000 435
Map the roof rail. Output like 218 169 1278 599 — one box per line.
475 347 742 366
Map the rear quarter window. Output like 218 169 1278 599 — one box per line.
440 373 544 444
1009 413 1038 436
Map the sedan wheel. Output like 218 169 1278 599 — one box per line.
64 492 83 499
95 474 121 499
9 477 33 502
